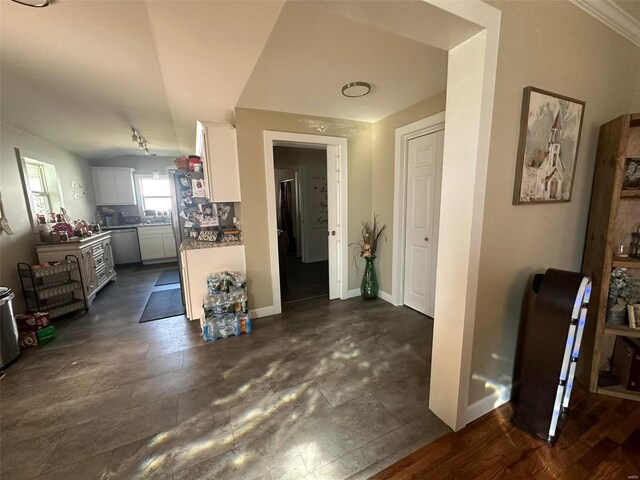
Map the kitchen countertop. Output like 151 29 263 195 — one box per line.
180 239 244 251
102 223 172 230
36 231 111 246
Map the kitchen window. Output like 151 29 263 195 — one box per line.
24 159 63 218
137 175 171 213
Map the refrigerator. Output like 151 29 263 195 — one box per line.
168 169 236 305
168 169 188 305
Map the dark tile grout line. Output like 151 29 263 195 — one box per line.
37 425 66 477
125 380 137 409
41 394 182 476
207 367 424 477
290 424 311 475
3 269 433 479
33 367 416 477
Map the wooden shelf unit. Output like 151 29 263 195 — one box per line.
612 256 640 268
603 324 640 338
579 113 640 401
621 189 640 197
597 384 640 401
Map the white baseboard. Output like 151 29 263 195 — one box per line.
250 306 278 318
142 257 178 265
347 288 394 305
378 290 394 304
254 289 395 319
465 384 512 425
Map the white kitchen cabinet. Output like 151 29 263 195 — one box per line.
137 225 177 263
139 235 165 261
163 234 177 258
196 121 241 202
92 167 136 205
36 232 116 306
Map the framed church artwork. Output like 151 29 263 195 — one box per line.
512 86 585 205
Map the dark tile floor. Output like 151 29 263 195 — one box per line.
280 256 329 303
0 265 449 480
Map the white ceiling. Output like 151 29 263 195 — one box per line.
0 0 284 159
0 0 477 160
237 1 449 122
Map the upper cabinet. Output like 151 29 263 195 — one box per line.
91 167 136 205
196 121 241 202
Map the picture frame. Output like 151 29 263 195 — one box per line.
513 86 585 205
198 202 219 227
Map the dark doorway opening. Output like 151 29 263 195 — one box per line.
274 145 329 303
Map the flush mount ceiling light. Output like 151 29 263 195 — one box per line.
341 81 371 98
130 127 152 155
10 0 50 7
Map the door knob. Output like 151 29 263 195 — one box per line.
331 231 336 236
424 237 429 242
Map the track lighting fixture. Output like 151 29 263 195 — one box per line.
130 127 151 156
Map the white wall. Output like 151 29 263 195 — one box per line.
372 93 447 293
235 108 372 310
0 124 96 311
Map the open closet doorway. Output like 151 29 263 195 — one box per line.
274 145 329 303
264 131 349 315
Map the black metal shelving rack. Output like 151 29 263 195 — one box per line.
17 255 88 318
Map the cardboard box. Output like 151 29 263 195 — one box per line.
18 331 38 349
15 312 51 332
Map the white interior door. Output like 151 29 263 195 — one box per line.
327 145 340 300
403 130 444 317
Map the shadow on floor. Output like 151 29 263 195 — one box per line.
0 267 444 480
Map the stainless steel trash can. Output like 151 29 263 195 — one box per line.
0 287 21 371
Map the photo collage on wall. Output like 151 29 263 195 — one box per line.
177 172 238 243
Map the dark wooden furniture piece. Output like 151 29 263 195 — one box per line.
579 113 640 402
513 269 591 444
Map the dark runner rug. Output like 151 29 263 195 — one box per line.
139 288 185 323
155 268 180 286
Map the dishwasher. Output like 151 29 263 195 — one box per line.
109 228 142 265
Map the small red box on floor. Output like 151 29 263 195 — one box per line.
15 312 51 332
19 331 38 349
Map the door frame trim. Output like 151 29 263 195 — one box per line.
391 111 445 307
263 131 349 314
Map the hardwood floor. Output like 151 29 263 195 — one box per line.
370 388 640 480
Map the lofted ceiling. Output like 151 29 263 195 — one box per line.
237 1 449 123
0 0 471 160
0 0 284 159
